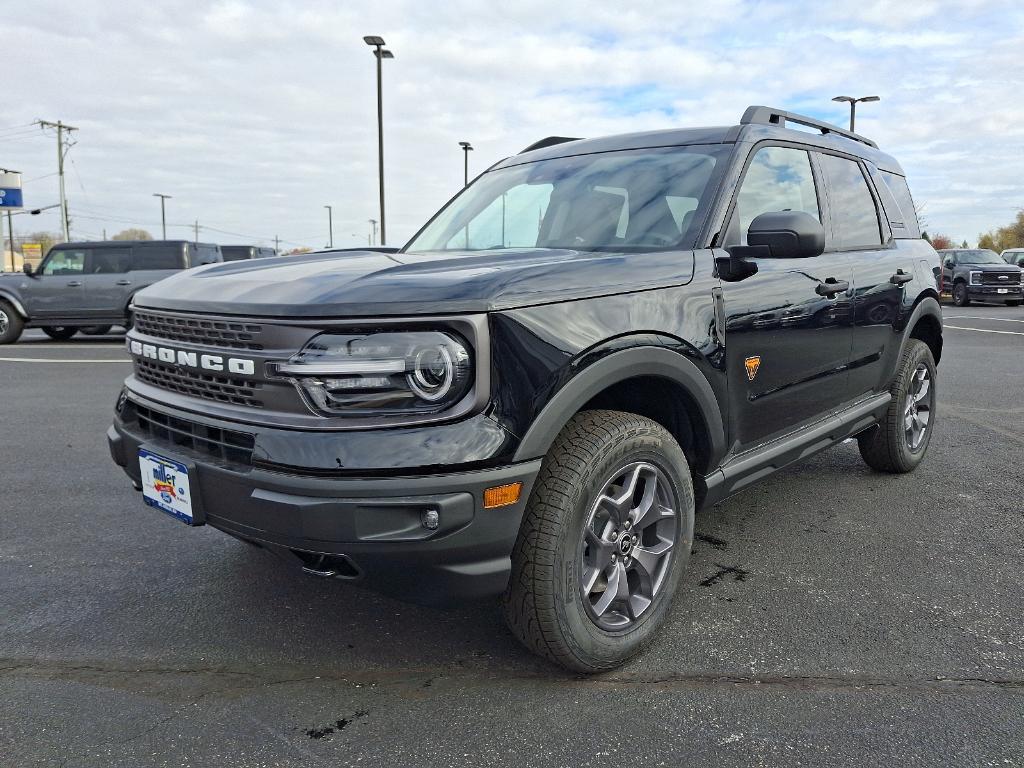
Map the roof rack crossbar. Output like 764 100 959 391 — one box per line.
740 106 877 149
519 136 582 154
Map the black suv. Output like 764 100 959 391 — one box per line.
937 248 1023 307
0 240 223 343
108 107 943 671
221 245 277 261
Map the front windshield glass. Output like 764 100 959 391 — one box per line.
405 145 727 253
959 249 1003 264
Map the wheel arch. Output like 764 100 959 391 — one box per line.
512 346 726 479
0 289 28 319
903 295 943 365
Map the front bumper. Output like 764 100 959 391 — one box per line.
109 406 541 605
967 285 1023 300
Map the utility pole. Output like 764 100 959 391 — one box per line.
274 235 280 254
193 219 200 241
153 193 171 239
459 141 474 187
831 95 880 132
368 219 378 246
324 205 334 248
3 210 10 272
36 120 78 241
102 228 107 240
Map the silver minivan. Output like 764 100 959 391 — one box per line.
0 240 222 343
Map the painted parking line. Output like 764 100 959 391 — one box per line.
942 315 1024 324
944 325 1024 337
0 357 131 363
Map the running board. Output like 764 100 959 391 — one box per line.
701 393 891 508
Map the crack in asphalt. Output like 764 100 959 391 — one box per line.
3 658 1022 697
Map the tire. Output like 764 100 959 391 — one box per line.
503 410 695 672
1006 301 1020 307
81 325 113 336
857 339 936 474
41 326 78 341
952 282 970 307
0 299 24 344
123 311 133 331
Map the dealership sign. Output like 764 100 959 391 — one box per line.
0 172 23 209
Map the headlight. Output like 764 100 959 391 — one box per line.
277 331 473 416
970 271 982 285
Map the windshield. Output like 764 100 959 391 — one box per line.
958 249 1003 264
405 145 727 253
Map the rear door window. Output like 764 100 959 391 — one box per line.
818 154 883 249
86 248 131 274
132 244 184 270
41 249 86 276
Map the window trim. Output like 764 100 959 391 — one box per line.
38 247 88 277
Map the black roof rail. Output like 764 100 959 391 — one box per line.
740 105 878 149
519 136 582 154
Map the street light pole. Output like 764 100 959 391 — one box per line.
831 95 880 132
458 141 473 187
364 36 393 246
153 193 171 239
324 205 334 248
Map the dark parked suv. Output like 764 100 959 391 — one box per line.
221 245 277 261
0 240 222 343
937 248 1023 306
108 107 943 671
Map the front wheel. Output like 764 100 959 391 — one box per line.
41 326 78 341
1006 300 1020 307
0 300 24 344
858 339 936 473
952 282 970 307
503 410 694 672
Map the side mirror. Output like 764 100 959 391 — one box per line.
22 262 34 276
943 258 955 269
746 211 824 259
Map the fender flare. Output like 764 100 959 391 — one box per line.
899 295 943 363
0 288 28 319
512 346 726 465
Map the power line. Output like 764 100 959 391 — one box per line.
36 119 78 241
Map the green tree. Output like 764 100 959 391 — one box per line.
978 211 1024 253
111 228 153 241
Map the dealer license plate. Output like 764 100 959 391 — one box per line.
138 449 195 524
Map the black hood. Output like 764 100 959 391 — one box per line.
960 261 1019 270
132 248 695 318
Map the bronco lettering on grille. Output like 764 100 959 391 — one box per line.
128 340 256 376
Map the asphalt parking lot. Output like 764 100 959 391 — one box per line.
2 307 1023 768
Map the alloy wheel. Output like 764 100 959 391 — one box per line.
579 462 679 631
0 309 8 335
904 364 933 451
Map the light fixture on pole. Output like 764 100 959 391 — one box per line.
153 193 171 239
364 36 394 246
831 95 880 132
324 205 334 248
458 141 474 187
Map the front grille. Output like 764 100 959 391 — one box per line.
980 271 1021 286
129 402 255 465
133 310 265 350
135 358 264 408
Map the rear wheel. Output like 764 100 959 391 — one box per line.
858 339 936 474
81 325 113 336
1006 300 1020 307
503 410 694 672
41 326 78 341
952 282 970 307
0 300 24 344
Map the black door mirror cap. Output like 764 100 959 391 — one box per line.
746 211 825 259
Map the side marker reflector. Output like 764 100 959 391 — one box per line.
483 482 522 509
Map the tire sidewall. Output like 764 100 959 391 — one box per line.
953 283 968 306
0 300 24 344
894 342 937 465
548 427 694 670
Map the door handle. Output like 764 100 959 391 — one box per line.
115 279 132 286
66 280 82 287
890 270 913 286
815 278 849 297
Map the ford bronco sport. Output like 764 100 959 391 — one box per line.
108 106 943 671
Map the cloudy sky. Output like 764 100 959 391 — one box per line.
4 0 1023 250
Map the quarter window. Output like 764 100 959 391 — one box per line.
41 249 86 276
733 147 820 245
818 154 883 249
132 244 184 270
